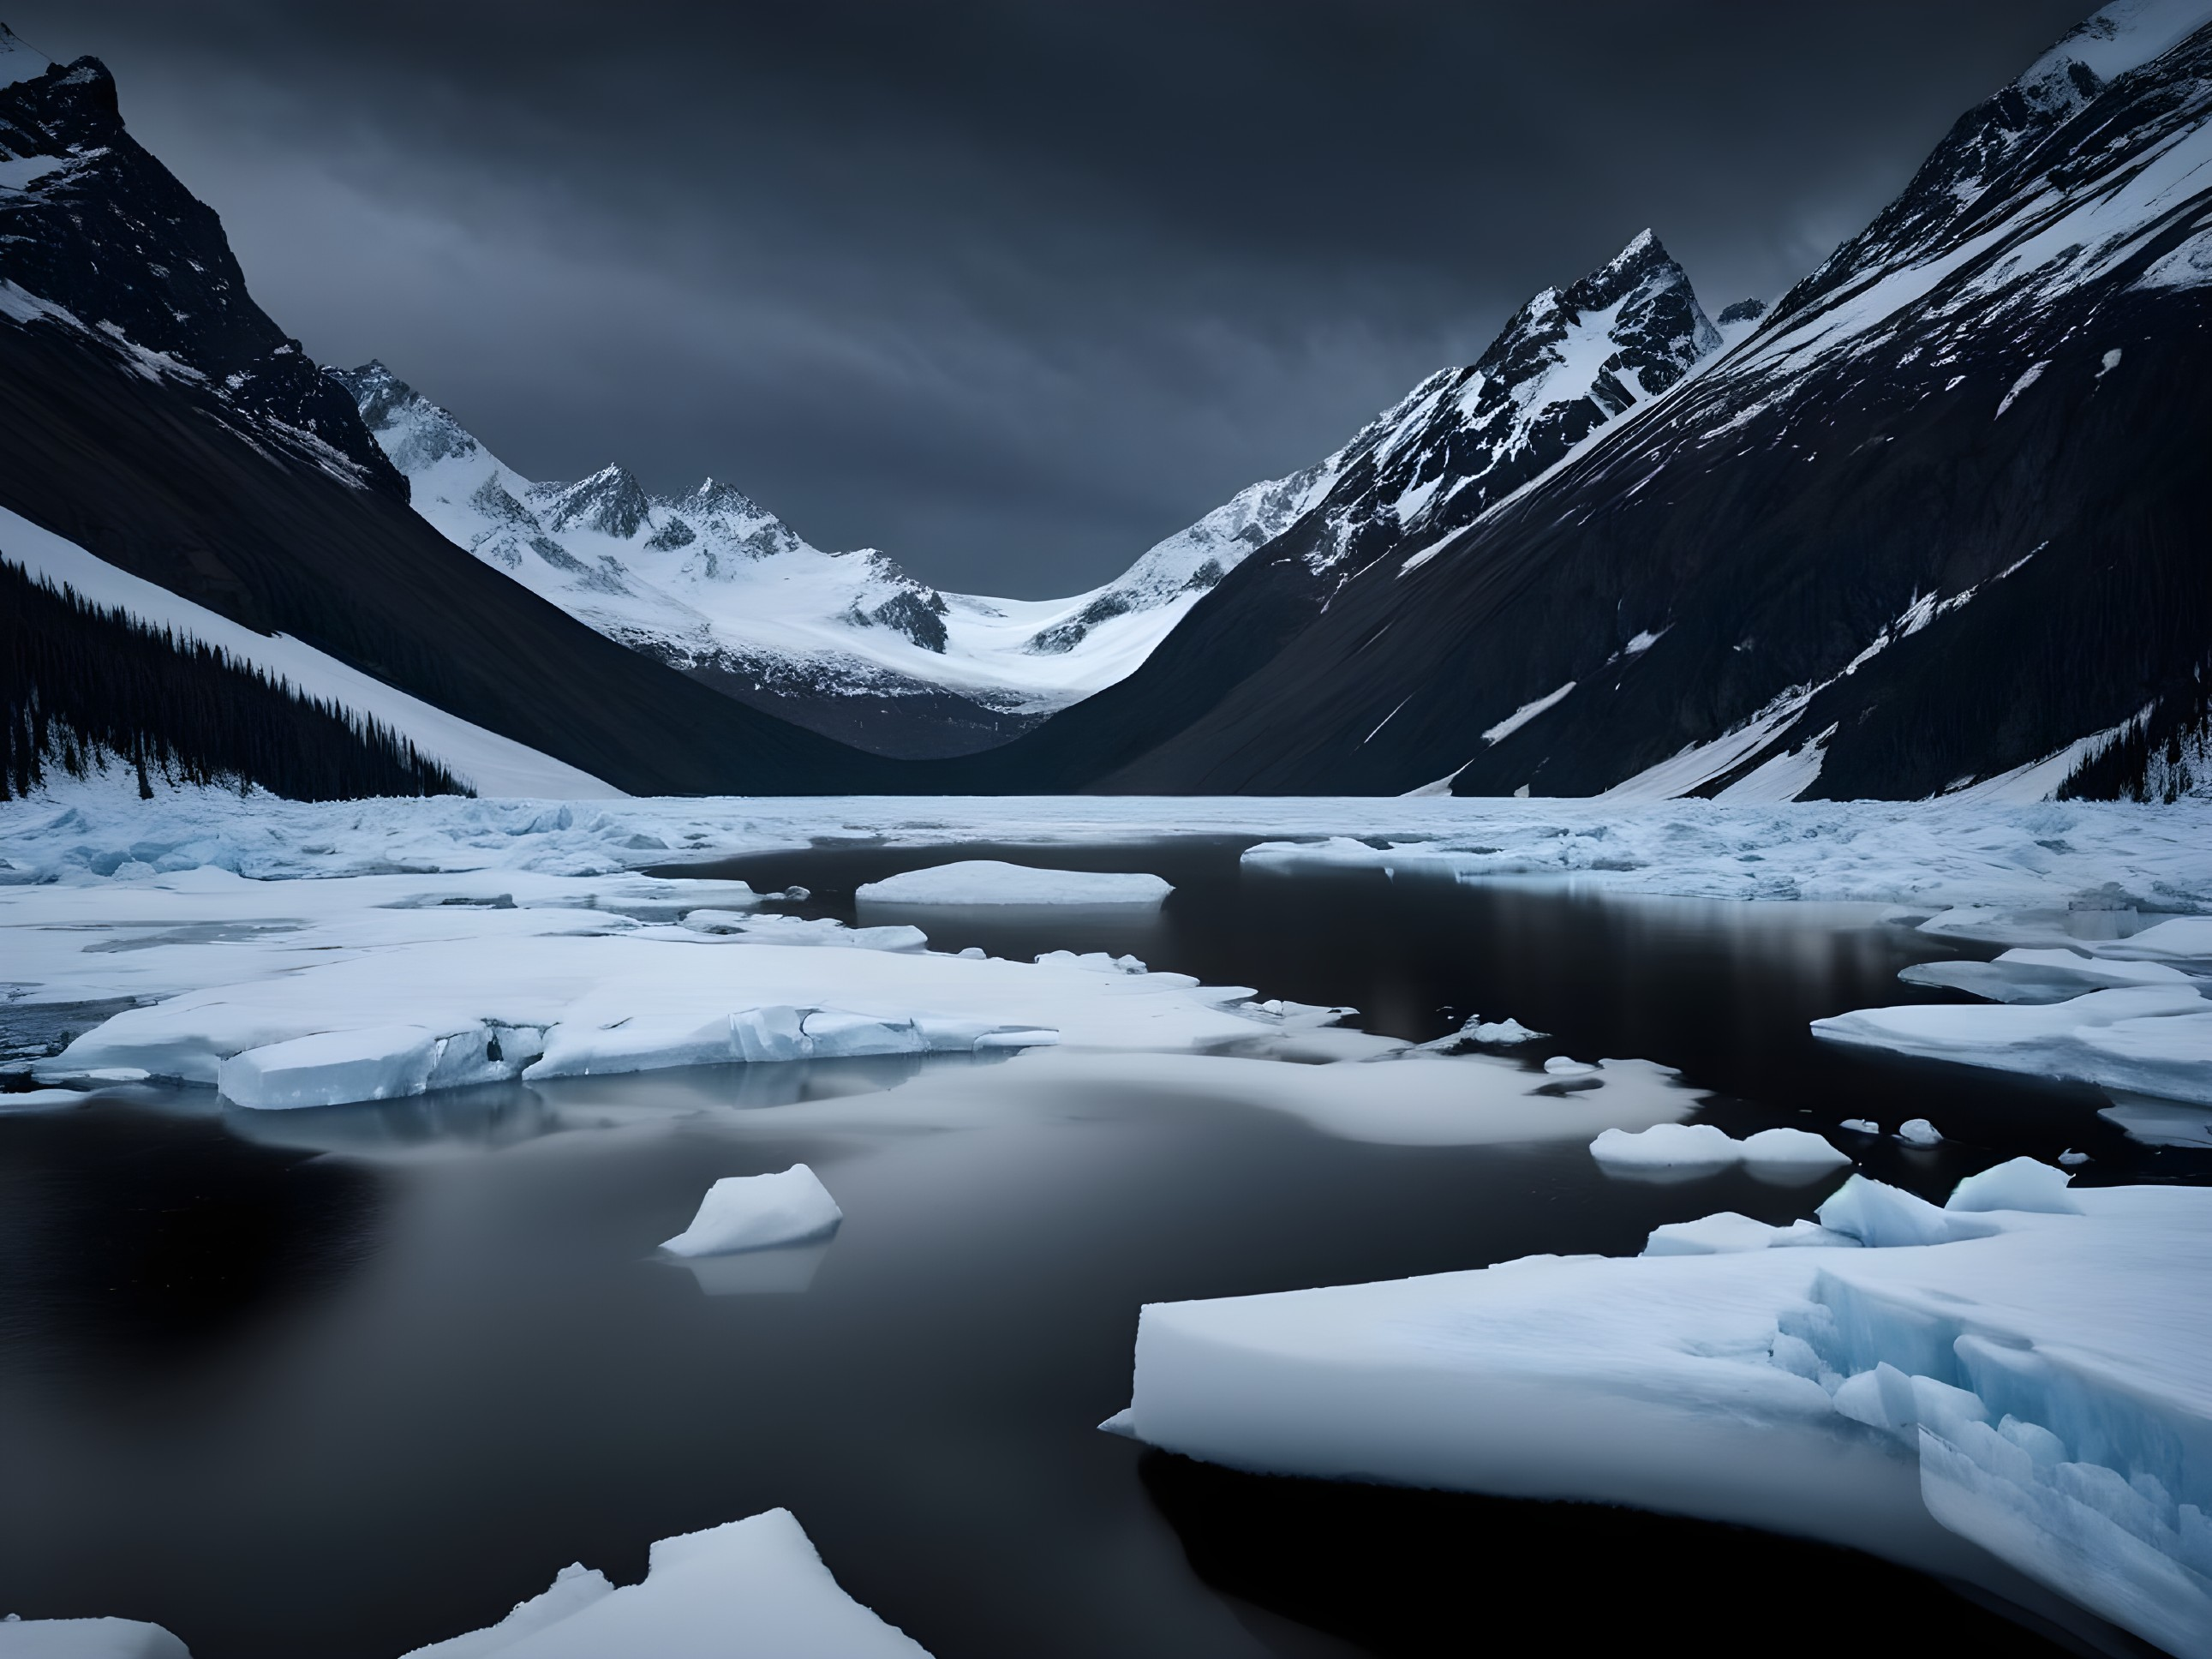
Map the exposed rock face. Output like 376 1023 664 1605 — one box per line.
961 3 2212 803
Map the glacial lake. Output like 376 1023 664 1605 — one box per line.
3 840 2192 1656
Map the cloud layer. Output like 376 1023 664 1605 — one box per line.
12 1 2086 594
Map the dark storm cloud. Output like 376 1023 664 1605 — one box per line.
9 2 2089 594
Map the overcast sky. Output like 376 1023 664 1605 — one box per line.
15 1 2088 596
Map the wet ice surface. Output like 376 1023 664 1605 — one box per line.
3 836 2206 1657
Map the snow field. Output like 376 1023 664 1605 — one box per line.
1119 1165 2212 1657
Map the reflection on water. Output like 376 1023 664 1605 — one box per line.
667 1237 837 1297
219 1052 1012 1159
2 842 2170 1657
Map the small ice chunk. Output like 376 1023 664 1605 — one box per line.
398 1508 929 1656
0 1617 191 1658
2058 1149 2090 1166
856 860 1171 906
1816 1175 1993 1248
1945 1157 2080 1215
1467 1017 1545 1045
1593 1123 1849 1171
1740 1128 1853 1168
217 1025 440 1111
1643 1212 1786 1255
1544 1056 1598 1076
1840 1118 1880 1135
680 908 758 934
956 947 987 960
404 1562 615 1656
660 1165 843 1258
1591 1123 1738 1166
1896 1118 1944 1147
1643 1212 1862 1255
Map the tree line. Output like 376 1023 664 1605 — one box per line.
3 557 468 801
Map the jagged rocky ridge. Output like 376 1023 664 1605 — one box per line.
966 0 2212 801
949 230 1759 789
335 362 1348 756
0 26 900 796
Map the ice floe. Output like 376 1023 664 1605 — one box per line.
1818 985 2212 1106
1116 1166 2211 1657
0 1616 188 1658
855 860 1171 906
398 1508 929 1657
1895 1118 1945 1147
2 865 1258 1108
1818 902 2212 1109
660 1165 843 1257
1590 1122 1850 1173
1900 946 2198 1003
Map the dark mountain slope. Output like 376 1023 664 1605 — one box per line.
949 231 1734 792
0 36 899 795
1028 4 2212 800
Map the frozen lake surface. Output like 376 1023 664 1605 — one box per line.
3 824 2205 1656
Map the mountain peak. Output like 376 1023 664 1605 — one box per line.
2019 0 2212 112
540 464 654 538
0 22 51 87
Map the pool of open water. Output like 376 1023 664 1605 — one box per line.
3 839 2194 1656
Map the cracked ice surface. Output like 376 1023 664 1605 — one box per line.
1119 1169 2212 1658
2 782 2207 907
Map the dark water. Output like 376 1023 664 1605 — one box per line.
1 842 2188 1657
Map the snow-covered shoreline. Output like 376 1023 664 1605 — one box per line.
4 783 2208 910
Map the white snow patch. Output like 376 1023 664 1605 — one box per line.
1480 680 1575 746
1995 360 2050 417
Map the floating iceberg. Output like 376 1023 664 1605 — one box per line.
1814 985 2212 1105
400 1508 930 1657
856 860 1171 906
13 867 1260 1106
660 1165 844 1257
1115 1167 2210 1657
1590 1122 1850 1173
1895 1118 1944 1147
1820 913 2212 1106
0 1617 188 1658
1900 947 2196 1003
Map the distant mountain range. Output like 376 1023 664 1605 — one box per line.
332 361 1330 757
2 3 2207 801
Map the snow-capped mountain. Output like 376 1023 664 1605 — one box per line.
954 231 1756 788
0 25 395 491
336 363 1346 755
966 0 2212 802
0 28 896 795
